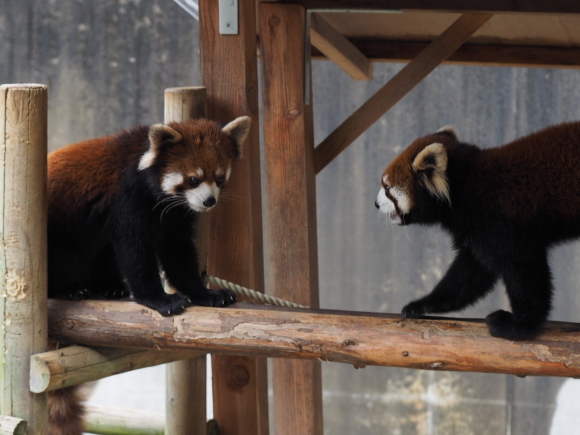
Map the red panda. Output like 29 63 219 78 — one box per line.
47 116 250 434
375 122 580 341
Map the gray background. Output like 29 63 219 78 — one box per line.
2 1 580 434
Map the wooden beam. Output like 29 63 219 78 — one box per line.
0 416 26 435
312 41 580 69
259 4 323 435
47 300 580 378
271 0 580 14
30 345 203 393
0 84 48 434
310 13 372 80
83 403 164 435
164 86 209 435
198 0 269 433
314 13 492 173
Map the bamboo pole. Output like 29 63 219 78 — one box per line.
313 13 493 173
30 345 203 393
0 416 26 435
0 84 48 434
164 86 209 435
47 299 580 378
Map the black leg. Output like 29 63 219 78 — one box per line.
486 250 552 340
402 247 498 318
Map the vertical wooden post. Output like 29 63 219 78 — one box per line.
259 4 323 435
164 87 209 435
198 0 269 433
0 84 48 434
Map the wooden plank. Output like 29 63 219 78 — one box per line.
198 0 269 434
269 0 580 14
164 86 209 435
30 345 203 393
47 300 580 378
0 84 48 434
310 13 372 80
314 13 493 173
259 4 323 435
313 41 580 68
0 416 26 435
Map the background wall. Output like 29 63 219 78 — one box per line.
2 1 580 434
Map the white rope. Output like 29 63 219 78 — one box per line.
204 274 307 308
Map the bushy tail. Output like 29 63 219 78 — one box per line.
48 385 86 435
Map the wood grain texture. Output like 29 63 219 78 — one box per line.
0 84 48 434
259 5 324 434
314 13 493 173
84 403 164 435
30 345 202 393
198 0 269 433
312 41 580 69
310 13 372 81
47 300 580 378
164 87 209 435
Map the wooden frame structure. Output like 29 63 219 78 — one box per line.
2 1 580 434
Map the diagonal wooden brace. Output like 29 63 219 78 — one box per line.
314 13 493 173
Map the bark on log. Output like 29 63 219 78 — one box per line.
48 299 580 378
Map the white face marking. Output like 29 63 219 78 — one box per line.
382 174 388 184
196 168 204 177
225 166 232 181
161 172 184 194
138 151 156 170
375 184 411 225
185 182 220 212
215 167 224 177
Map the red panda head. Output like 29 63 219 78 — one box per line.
139 116 251 212
375 126 455 225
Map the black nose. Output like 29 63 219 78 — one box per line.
203 197 216 208
375 200 380 209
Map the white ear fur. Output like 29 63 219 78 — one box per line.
222 116 251 151
412 143 450 203
436 125 458 139
138 124 183 171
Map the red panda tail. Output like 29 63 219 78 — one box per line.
48 385 86 435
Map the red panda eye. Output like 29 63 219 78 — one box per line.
215 176 225 186
384 185 390 192
188 177 201 188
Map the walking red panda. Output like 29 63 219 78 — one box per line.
47 116 250 434
375 122 580 340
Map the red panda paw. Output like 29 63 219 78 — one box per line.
401 300 427 319
135 292 191 317
485 310 542 341
188 288 236 308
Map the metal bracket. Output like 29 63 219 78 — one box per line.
219 0 238 35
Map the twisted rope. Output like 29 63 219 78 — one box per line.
204 274 307 308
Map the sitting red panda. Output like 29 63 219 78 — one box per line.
48 116 250 315
47 116 250 434
375 122 580 341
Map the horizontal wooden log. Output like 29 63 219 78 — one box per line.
30 345 203 393
0 416 26 435
312 41 580 69
83 403 164 435
48 299 580 378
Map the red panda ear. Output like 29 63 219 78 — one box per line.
222 116 251 157
138 125 183 170
412 143 450 203
436 125 458 140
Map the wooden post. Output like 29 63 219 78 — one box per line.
259 4 323 435
0 84 48 434
198 0 269 434
164 87 209 435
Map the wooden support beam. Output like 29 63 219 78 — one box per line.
273 0 580 14
312 41 580 69
313 13 493 173
259 4 323 435
30 345 203 393
83 403 164 435
198 0 269 433
0 84 48 434
47 300 580 378
310 13 372 80
164 86 209 435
